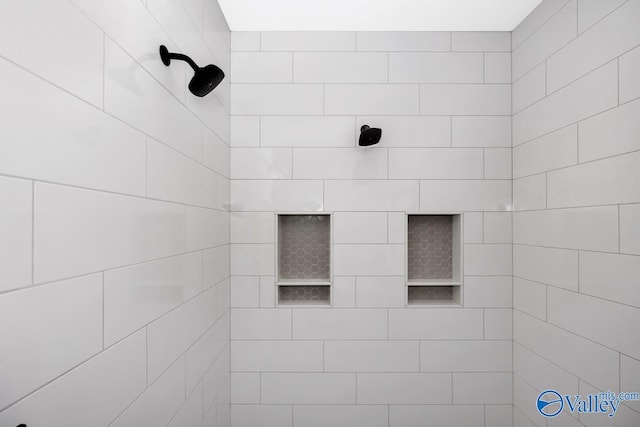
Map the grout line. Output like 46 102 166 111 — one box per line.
102 33 106 110
102 273 105 349
617 57 620 106
31 180 35 285
618 205 621 253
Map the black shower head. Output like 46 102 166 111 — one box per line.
159 45 225 97
359 125 382 146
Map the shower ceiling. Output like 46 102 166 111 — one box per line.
218 0 543 31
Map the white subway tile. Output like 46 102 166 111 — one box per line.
484 308 512 340
514 342 579 396
294 148 388 179
261 373 356 404
548 287 640 359
202 343 230 410
513 60 617 145
513 277 547 320
104 39 202 160
513 206 619 252
325 341 418 372
420 84 511 115
294 405 388 427
389 148 484 179
548 151 640 208
357 116 451 148
0 274 102 410
334 212 387 244
464 244 512 276
357 373 451 404
230 276 259 308
260 276 277 307
326 84 419 115
513 407 538 427
230 32 260 51
231 212 275 244
621 355 640 413
512 0 577 80
620 204 640 255
356 32 450 51
230 405 292 427
390 53 483 83
0 59 147 196
147 287 216 382
464 212 484 243
452 116 512 148
167 382 203 427
513 174 546 211
485 52 512 84
231 341 323 372
356 276 405 308
202 129 230 178
514 311 619 391
513 125 577 178
231 180 324 212
579 98 640 162
186 91 230 146
262 116 356 148
231 52 292 83
334 244 404 276
34 184 184 283
484 212 512 243
420 341 512 372
147 140 217 207
577 0 627 33
104 252 202 346
452 32 511 51
231 148 292 179
0 330 146 427
463 276 512 308
111 357 186 427
513 63 546 113
547 0 640 92
231 84 323 115
332 276 356 307
230 244 274 276
420 180 512 212
0 176 31 292
230 373 260 404
620 45 640 103
453 373 512 404
579 381 640 426
203 245 229 288
484 148 512 179
262 32 355 51
580 251 640 308
230 116 260 147
326 180 419 212
513 376 544 427
186 207 229 251
514 244 578 290
293 308 387 340
388 309 483 340
185 312 228 393
389 405 485 427
295 52 388 83
0 0 103 106
231 308 291 340
388 212 406 244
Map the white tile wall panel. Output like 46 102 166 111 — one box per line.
294 52 388 83
231 84 323 115
332 276 356 307
230 373 260 404
325 84 419 115
262 32 355 51
356 32 450 52
388 212 406 244
104 252 203 346
231 341 323 372
513 277 547 320
579 98 640 162
389 405 485 427
230 244 274 276
293 309 387 340
420 84 511 115
186 207 229 251
389 148 484 179
484 148 512 179
230 276 260 308
0 176 32 292
324 341 419 372
294 148 388 179
513 376 545 427
512 0 572 48
513 63 546 113
513 60 617 145
230 116 260 147
389 53 483 83
231 180 324 212
230 32 260 51
231 309 291 340
484 308 513 340
512 1 577 80
355 276 405 308
357 116 451 147
334 244 404 276
484 212 512 243
203 245 230 288
513 125 577 178
619 44 640 103
202 344 230 410
203 129 231 178
167 382 203 427
333 212 387 244
452 32 511 52
513 206 619 252
357 373 452 404
514 244 578 290
513 342 579 395
464 212 484 243
230 405 292 427
325 180 419 212
485 52 512 84
261 373 356 404
620 203 640 255
513 174 546 211
620 355 640 413
453 373 513 404
580 251 640 308
231 52 292 83
388 309 484 340
230 212 275 244
577 0 627 33
419 341 512 372
186 91 230 144
231 148 292 179
0 274 102 410
452 116 512 148
464 244 513 276
547 0 640 92
259 276 277 308
262 116 356 148
186 312 229 393
420 180 512 212
293 405 388 427
463 276 512 308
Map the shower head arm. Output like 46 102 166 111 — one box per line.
159 45 199 72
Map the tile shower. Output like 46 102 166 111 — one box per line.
0 1 639 427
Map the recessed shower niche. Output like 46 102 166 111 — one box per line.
276 214 331 305
407 214 462 305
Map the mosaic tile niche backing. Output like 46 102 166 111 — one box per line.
278 285 330 304
408 215 453 281
278 215 330 281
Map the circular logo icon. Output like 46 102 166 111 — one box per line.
537 390 563 417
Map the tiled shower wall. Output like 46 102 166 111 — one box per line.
512 0 640 426
0 0 230 426
229 31 513 426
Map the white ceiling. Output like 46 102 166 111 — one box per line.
218 0 543 32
